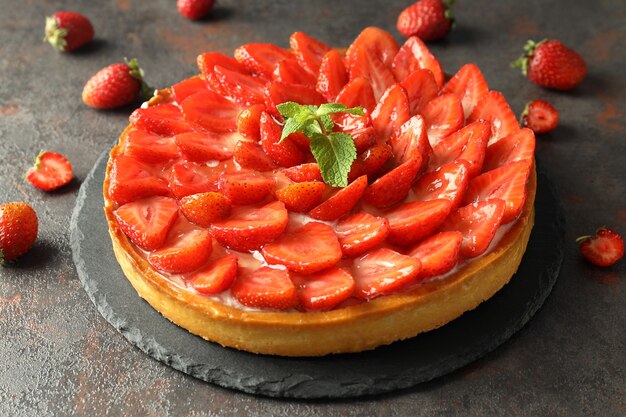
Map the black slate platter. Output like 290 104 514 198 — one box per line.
70 150 564 399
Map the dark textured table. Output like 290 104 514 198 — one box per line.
0 0 624 415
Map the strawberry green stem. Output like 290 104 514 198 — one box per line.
125 58 155 101
511 39 547 76
44 16 68 51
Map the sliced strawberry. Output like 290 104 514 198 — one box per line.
352 248 421 299
392 36 444 88
282 163 322 182
430 120 490 177
348 46 396 102
440 199 506 258
414 160 470 208
292 267 355 311
345 27 399 69
483 128 536 171
217 172 274 205
166 161 220 199
210 201 288 251
468 91 519 145
388 115 431 165
172 75 209 104
348 143 393 182
408 231 463 278
148 228 213 273
236 104 266 141
309 175 368 221
259 111 306 167
521 99 559 134
336 213 390 258
264 81 326 117
577 228 625 267
188 254 238 295
233 140 278 172
335 77 377 114
400 68 438 116
272 58 316 86
463 160 531 224
262 222 342 274
289 32 332 76
197 52 248 77
181 91 239 133
130 103 192 136
179 192 232 227
422 93 465 147
442 64 489 119
213 65 266 106
108 155 169 205
385 198 453 246
174 131 233 162
124 129 179 163
363 157 422 208
287 132 312 153
317 49 348 101
333 113 377 154
275 181 325 213
234 43 292 78
371 84 411 143
25 151 73 191
231 266 297 310
114 196 179 251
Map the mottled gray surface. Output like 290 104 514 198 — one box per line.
0 0 624 415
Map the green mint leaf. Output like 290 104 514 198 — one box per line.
310 131 357 187
342 106 365 116
277 102 306 119
316 103 365 117
302 122 323 138
320 114 334 132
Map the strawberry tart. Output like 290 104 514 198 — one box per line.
104 27 536 356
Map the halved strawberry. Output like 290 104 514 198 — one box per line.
371 84 411 143
166 161 219 199
197 52 248 77
289 32 332 76
348 46 396 102
440 199 506 258
181 91 239 133
333 113 377 154
172 75 209 104
430 120 490 176
392 36 444 88
210 201 288 251
213 65 266 106
275 181 325 213
264 81 326 117
442 64 489 119
272 58 316 86
335 77 377 114
188 254 238 295
335 213 390 258
231 266 297 310
385 198 453 246
400 68 438 116
388 115 431 165
317 49 348 101
413 160 470 208
124 129 179 163
483 128 536 171
463 160 531 223
345 27 399 69
577 228 625 267
148 228 212 273
422 93 464 147
282 163 323 182
236 104 266 141
174 131 233 162
352 248 421 299
468 91 519 145
348 143 393 182
108 155 169 205
179 192 232 227
233 140 278 172
130 103 192 136
408 231 463 277
262 222 342 274
234 43 292 78
521 99 559 134
292 267 355 311
259 111 306 167
309 175 368 221
114 196 179 251
363 157 422 208
218 172 274 205
25 151 73 191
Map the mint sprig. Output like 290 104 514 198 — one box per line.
277 102 364 187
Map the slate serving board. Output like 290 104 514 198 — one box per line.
70 150 564 399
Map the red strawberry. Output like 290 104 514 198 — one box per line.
262 222 342 274
352 248 421 299
197 52 249 92
483 128 536 171
430 120 490 176
309 175 368 221
114 196 179 251
44 11 93 52
363 157 422 208
148 228 213 273
264 81 326 117
577 228 624 267
289 32 332 76
210 201 288 251
83 59 151 109
166 161 219 199
218 172 274 205
233 140 278 172
177 0 215 20
521 100 559 134
335 77 377 114
283 163 323 183
335 213 390 258
316 50 349 101
231 267 297 310
422 93 464 147
130 103 192 136
348 144 393 182
345 27 399 69
397 0 454 41
442 63 489 119
234 43 292 78
181 91 239 133
236 104 266 141
400 69 438 116
440 199 506 258
171 75 209 104
386 198 453 246
174 132 233 162
179 192 231 227
513 39 587 90
371 84 411 143
272 59 316 86
0 202 38 264
392 36 444 88
408 231 462 277
212 65 267 106
333 114 377 154
124 129 179 163
108 155 169 205
388 115 431 165
413 160 470 208
275 181 326 213
468 91 519 145
259 111 306 167
348 46 396 102
188 254 238 294
26 151 73 191
292 267 355 311
464 160 531 224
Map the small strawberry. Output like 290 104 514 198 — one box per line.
397 0 455 42
577 228 624 267
283 163 323 183
292 267 355 311
233 141 277 172
188 254 238 295
114 196 179 251
316 50 349 101
218 172 274 205
259 111 306 167
179 192 232 227
26 151 73 191
521 100 559 134
0 202 38 264
512 39 587 90
363 157 422 208
82 59 153 109
231 267 297 310
371 84 411 142
309 175 368 221
177 0 215 20
348 144 393 182
408 231 462 277
352 248 421 299
148 228 213 273
289 32 332 76
335 213 390 258
174 131 233 162
236 104 266 141
392 36 444 88
44 11 94 52
275 181 326 213
385 199 453 246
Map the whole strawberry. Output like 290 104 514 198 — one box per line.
177 0 216 20
0 202 38 264
512 39 587 90
521 100 559 134
44 11 94 52
82 59 153 109
577 228 624 267
397 0 455 41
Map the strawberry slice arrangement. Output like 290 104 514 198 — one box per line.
108 27 537 312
